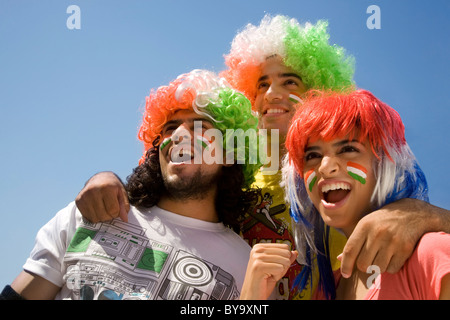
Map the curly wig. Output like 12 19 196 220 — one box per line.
138 69 263 189
127 69 265 231
221 14 356 107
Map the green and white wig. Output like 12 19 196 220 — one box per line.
222 14 356 106
138 69 263 189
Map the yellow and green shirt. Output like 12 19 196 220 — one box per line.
242 170 347 300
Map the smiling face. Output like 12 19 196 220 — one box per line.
254 56 307 139
158 109 224 199
303 136 377 237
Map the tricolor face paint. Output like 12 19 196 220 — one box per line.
160 137 172 151
347 161 368 184
305 169 317 192
196 135 212 150
289 92 303 105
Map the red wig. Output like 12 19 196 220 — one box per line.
285 89 406 177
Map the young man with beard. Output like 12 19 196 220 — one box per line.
2 70 262 300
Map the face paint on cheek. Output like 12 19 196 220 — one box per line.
196 135 212 150
160 137 172 151
289 92 303 105
347 161 368 184
305 169 317 192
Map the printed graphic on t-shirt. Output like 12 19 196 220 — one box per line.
242 188 309 300
242 191 287 236
62 219 240 300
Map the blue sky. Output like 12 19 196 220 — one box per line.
1 0 449 289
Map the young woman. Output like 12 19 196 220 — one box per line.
240 89 450 300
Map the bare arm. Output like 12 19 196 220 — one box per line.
75 171 130 223
340 198 450 278
240 243 297 300
439 274 450 300
10 271 61 300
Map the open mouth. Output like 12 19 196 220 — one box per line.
321 182 351 205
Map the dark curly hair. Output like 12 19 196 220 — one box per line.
126 143 260 233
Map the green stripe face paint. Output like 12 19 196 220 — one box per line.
160 137 171 150
289 92 303 104
196 135 212 150
305 169 317 192
347 161 367 184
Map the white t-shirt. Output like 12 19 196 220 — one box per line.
23 202 251 300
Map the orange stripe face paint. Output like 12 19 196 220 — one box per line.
347 161 367 184
305 169 317 192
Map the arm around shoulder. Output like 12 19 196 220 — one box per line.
340 198 450 278
407 199 450 233
75 171 130 223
